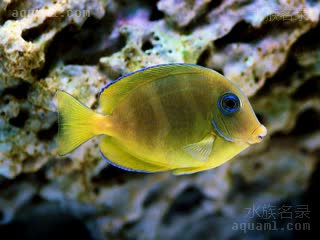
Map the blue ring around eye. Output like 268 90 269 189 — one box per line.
218 93 241 115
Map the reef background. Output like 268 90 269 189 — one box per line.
0 0 319 239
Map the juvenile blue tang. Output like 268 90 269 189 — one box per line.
56 63 267 175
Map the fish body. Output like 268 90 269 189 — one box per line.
56 64 267 174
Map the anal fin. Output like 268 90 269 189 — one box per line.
100 137 169 173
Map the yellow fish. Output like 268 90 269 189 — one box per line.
56 64 267 175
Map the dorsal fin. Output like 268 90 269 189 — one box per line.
98 63 213 114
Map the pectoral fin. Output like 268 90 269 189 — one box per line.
183 135 215 162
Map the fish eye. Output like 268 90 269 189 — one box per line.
218 93 241 115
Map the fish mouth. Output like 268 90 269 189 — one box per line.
248 124 267 144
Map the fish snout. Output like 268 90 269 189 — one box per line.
248 125 267 144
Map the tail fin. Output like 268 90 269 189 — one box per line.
56 90 108 155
